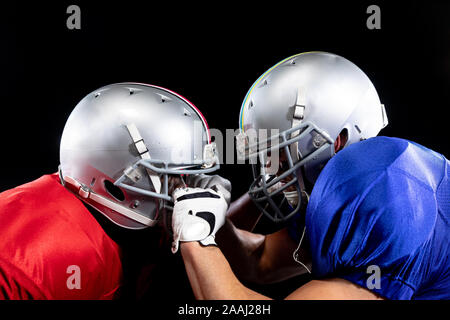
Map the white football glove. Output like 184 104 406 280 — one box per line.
186 174 231 206
171 187 227 253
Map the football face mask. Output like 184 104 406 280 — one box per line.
238 120 333 223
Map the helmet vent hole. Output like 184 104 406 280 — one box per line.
249 100 254 108
157 93 171 103
183 108 191 117
90 177 96 187
258 80 268 88
354 125 362 134
104 180 125 201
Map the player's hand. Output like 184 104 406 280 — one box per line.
171 187 227 253
186 174 231 206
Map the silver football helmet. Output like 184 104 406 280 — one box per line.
237 52 388 222
59 83 219 229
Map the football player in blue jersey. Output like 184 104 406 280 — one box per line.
169 52 450 300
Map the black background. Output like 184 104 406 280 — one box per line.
1 0 449 301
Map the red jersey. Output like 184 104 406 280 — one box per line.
0 174 123 299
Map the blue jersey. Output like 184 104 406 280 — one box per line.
292 136 449 300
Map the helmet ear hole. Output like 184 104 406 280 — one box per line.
335 128 349 153
104 180 125 201
340 128 349 148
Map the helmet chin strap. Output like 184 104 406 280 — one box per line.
289 89 308 199
288 89 311 274
125 123 162 194
283 189 299 207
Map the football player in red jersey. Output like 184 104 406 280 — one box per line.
0 83 223 299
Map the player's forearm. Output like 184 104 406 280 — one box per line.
218 222 312 284
226 193 262 231
180 242 271 300
215 219 266 283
